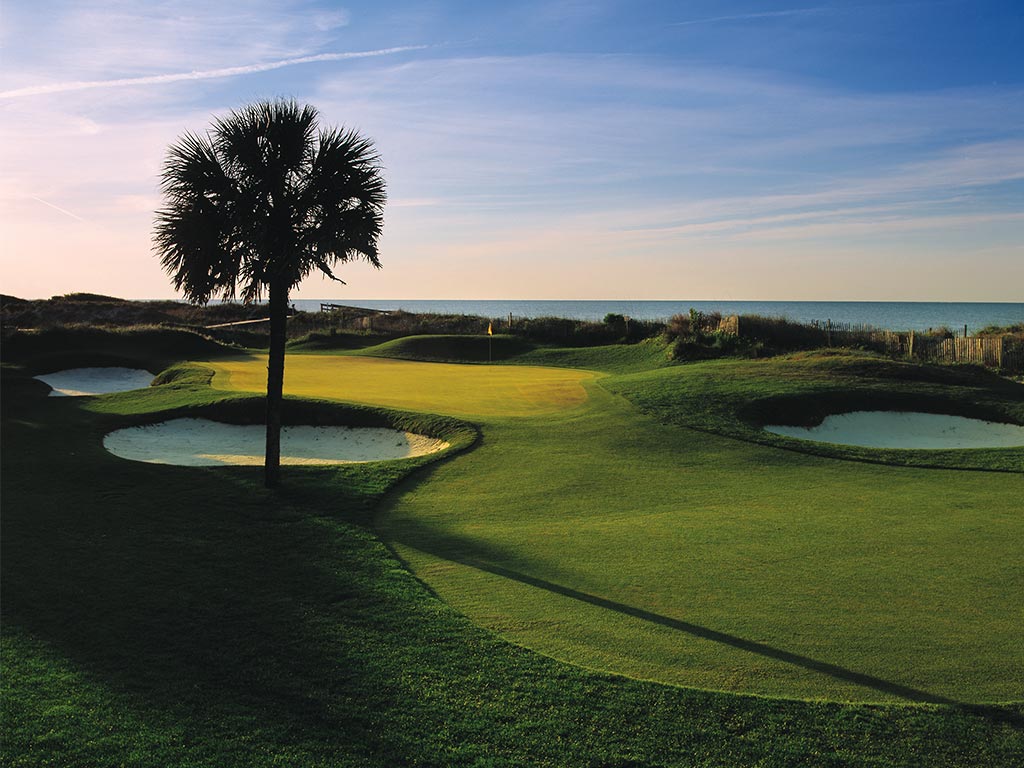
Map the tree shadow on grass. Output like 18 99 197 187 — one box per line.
383 517 961 706
386 521 1024 727
0 395 472 762
4 387 1023 767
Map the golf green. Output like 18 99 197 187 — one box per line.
209 350 1024 703
210 354 594 417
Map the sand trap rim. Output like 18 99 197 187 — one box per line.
740 392 1024 471
105 419 452 466
35 367 156 397
764 411 1024 449
745 389 1023 433
100 393 480 459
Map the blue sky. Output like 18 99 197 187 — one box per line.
1 0 1022 300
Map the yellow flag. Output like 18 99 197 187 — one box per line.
487 322 493 336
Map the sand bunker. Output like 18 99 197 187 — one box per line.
765 411 1024 449
104 418 449 466
35 367 154 397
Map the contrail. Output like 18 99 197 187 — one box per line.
671 8 829 27
29 196 86 221
0 45 428 100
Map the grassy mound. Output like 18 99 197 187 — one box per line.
287 331 394 353
354 333 537 363
604 350 1024 472
299 333 674 375
515 336 674 374
2 325 239 373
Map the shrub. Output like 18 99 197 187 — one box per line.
665 313 691 340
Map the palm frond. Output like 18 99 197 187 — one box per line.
154 100 386 303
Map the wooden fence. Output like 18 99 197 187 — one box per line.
814 323 1024 372
920 336 1021 370
713 315 1024 372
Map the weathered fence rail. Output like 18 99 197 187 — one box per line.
807 321 1023 372
704 314 1024 372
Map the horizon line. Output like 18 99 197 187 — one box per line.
9 295 1022 305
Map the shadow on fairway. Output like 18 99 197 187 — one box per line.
0 390 471 761
5 374 1023 767
385 523 958 706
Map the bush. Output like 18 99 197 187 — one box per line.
665 313 691 340
663 309 743 360
737 315 827 351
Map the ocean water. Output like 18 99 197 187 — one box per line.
292 300 1024 333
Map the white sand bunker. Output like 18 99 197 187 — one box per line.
35 367 154 397
765 411 1024 449
104 418 449 466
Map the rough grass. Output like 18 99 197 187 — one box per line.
3 342 1024 766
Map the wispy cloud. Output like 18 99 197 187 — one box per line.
671 7 830 27
0 45 429 100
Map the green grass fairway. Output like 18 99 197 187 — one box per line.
209 353 594 417
4 337 1024 765
375 352 1024 704
206 343 1023 703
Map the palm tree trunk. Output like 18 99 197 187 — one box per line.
265 280 288 488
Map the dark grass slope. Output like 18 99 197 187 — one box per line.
343 333 538 363
2 325 241 374
311 332 675 375
2 347 1024 766
604 349 1024 472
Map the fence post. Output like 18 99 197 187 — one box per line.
909 330 915 359
826 319 832 347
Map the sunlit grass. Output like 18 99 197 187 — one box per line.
4 338 1024 765
208 353 594 417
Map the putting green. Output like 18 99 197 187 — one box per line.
208 354 594 417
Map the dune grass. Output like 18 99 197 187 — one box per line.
3 338 1024 765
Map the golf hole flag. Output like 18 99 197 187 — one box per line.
487 322 493 336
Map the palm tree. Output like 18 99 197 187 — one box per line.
154 100 386 487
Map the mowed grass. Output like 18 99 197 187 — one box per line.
372 351 1024 704
204 344 1023 703
4 339 1024 765
604 350 1024 472
209 353 593 417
